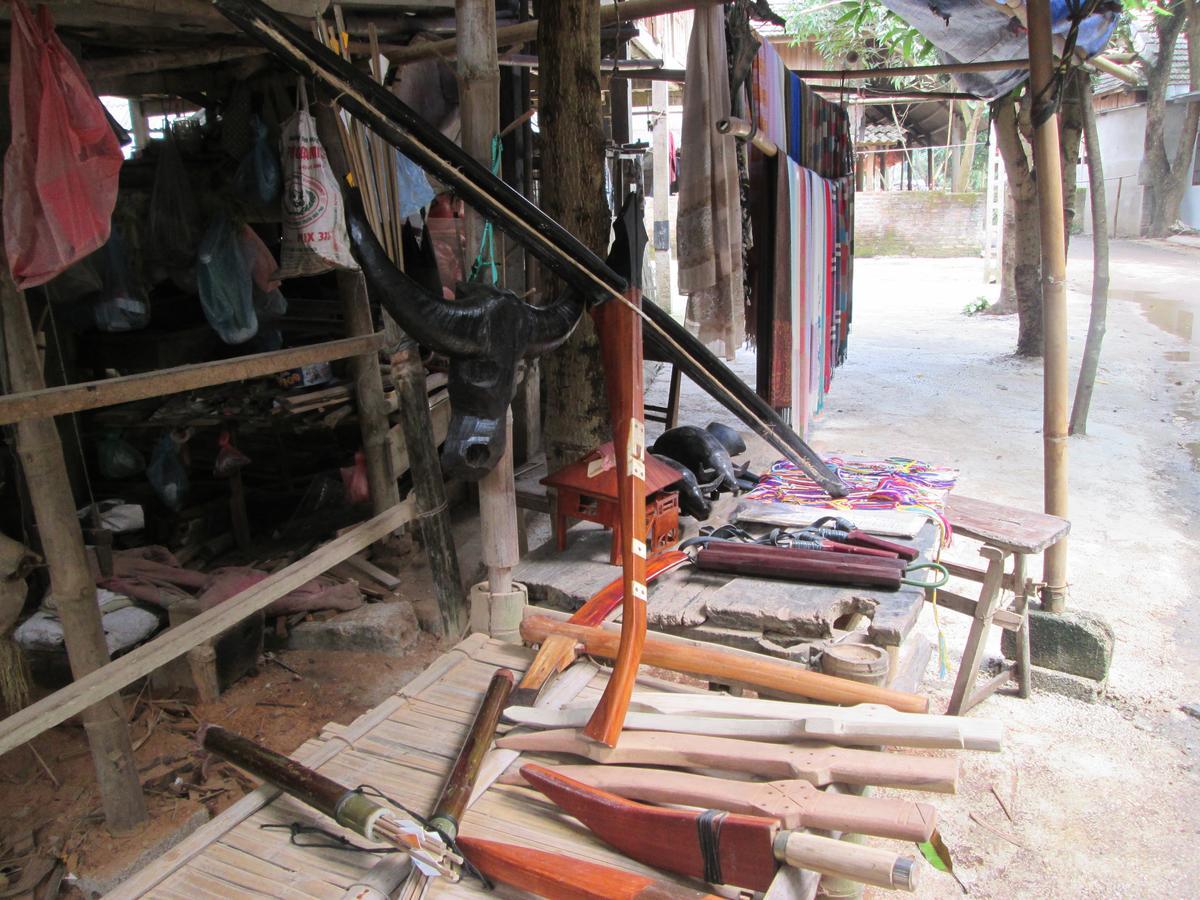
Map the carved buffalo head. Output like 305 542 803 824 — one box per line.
345 192 585 480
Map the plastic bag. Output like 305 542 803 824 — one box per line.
235 116 281 207
340 450 370 505
3 0 123 288
92 225 150 332
197 216 258 344
214 430 251 477
97 431 145 479
278 80 358 277
148 132 199 267
395 150 435 219
147 433 189 512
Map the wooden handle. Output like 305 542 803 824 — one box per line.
775 831 921 892
429 668 514 837
520 615 929 713
514 551 689 700
799 789 937 841
814 746 959 794
583 276 648 747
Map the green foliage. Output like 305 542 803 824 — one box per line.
963 296 990 316
785 0 938 72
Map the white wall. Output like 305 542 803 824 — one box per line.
1079 101 1200 236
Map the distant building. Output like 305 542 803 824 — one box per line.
1079 14 1199 236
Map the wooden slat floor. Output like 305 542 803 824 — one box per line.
111 634 724 899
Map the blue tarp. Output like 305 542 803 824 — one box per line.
878 0 1120 99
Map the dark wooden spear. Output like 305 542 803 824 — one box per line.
198 724 461 878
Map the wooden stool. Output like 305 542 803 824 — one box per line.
931 495 1070 716
542 442 683 564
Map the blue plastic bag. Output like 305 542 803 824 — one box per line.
235 115 281 206
395 150 435 219
147 433 188 512
196 215 258 345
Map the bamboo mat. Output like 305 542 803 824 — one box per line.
110 634 733 899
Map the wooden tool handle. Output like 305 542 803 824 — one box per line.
430 668 514 837
775 831 921 892
800 790 937 842
817 746 960 794
520 615 929 713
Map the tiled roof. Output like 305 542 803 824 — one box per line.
859 123 906 144
1095 9 1188 96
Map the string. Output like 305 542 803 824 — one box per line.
468 134 503 285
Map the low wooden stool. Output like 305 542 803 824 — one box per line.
930 495 1070 716
542 442 683 564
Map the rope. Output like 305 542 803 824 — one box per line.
468 135 503 285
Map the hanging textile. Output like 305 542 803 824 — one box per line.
677 5 745 359
744 37 855 435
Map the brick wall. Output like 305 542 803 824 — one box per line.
854 191 985 257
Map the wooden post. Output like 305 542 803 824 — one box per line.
651 79 673 311
457 0 520 601
1026 0 1070 612
337 270 399 514
0 272 147 832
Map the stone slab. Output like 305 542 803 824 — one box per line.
513 520 935 651
287 600 419 653
1001 609 1115 681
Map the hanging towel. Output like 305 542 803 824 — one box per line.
677 5 745 359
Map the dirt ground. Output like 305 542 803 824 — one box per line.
652 237 1200 898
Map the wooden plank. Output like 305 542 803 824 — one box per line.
946 495 1070 553
929 590 1023 632
0 501 415 758
0 334 387 426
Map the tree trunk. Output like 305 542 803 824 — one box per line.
1058 69 1086 253
536 0 611 474
952 102 983 192
991 88 1044 356
1141 0 1200 238
1070 78 1111 436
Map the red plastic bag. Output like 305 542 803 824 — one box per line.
340 450 371 505
3 0 122 288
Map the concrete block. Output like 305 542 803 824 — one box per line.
1027 664 1108 703
1001 609 1115 681
287 600 419 653
984 656 1107 704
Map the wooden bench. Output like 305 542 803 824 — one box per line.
932 495 1070 716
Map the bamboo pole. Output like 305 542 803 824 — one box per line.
337 271 400 513
0 272 147 832
0 333 384 426
384 0 714 65
1026 0 1070 612
1069 78 1110 436
651 79 672 311
457 0 519 601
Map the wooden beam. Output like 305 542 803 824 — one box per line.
0 333 385 426
0 500 415 758
384 0 715 65
84 46 268 81
788 59 1030 80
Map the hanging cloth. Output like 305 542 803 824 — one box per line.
677 5 745 359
